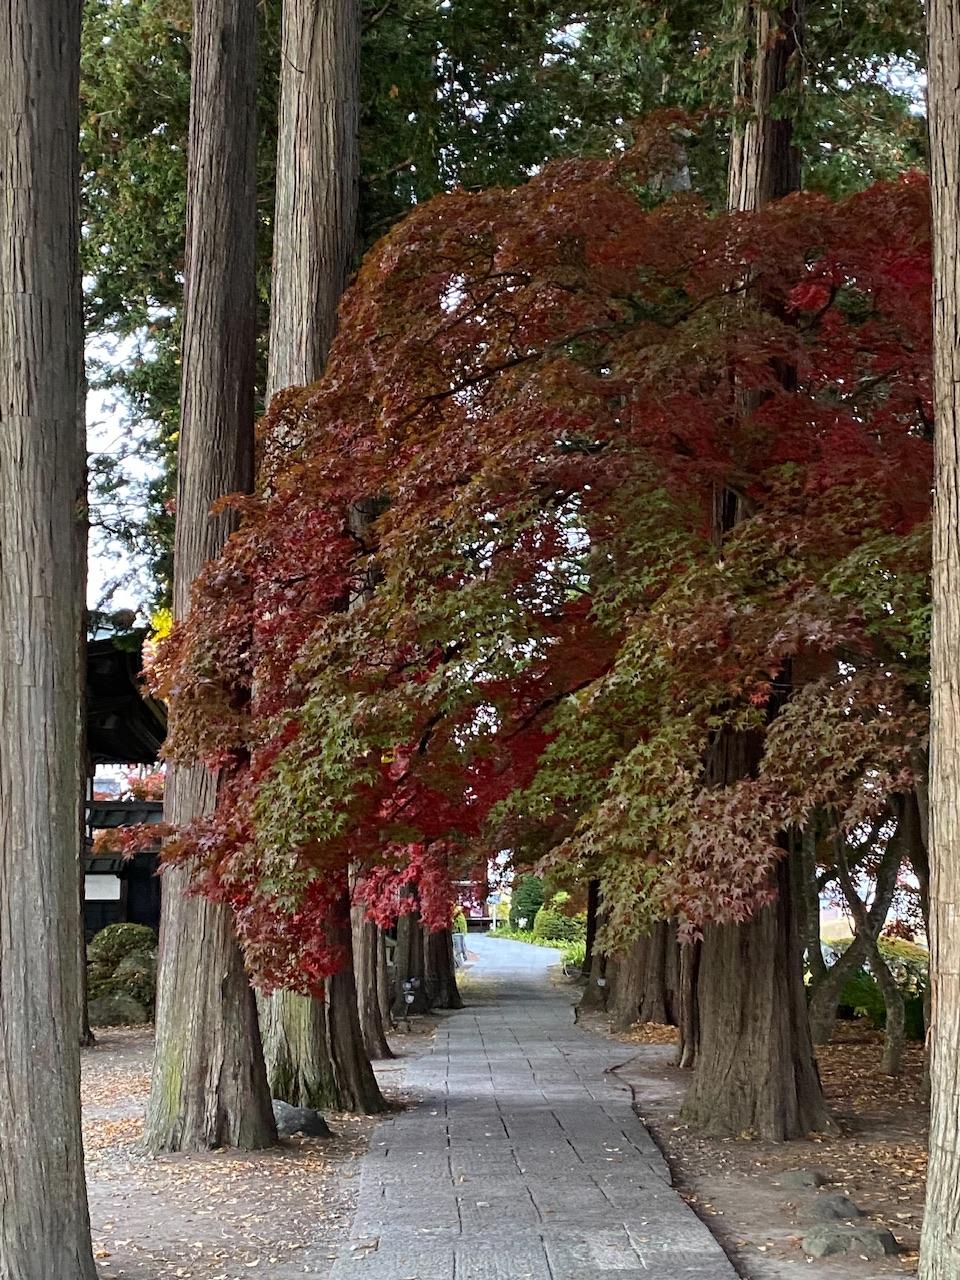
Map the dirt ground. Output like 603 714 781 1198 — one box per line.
580 1010 926 1280
81 1024 433 1280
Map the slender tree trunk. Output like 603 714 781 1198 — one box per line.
424 928 464 1010
922 10 960 1267
834 834 906 1076
808 933 868 1045
678 941 700 1069
373 926 391 1024
259 0 368 1103
327 891 387 1113
0 4 97 1273
352 905 394 1059
579 946 610 1013
392 890 432 1017
376 928 393 1030
583 878 600 976
798 822 827 985
869 943 906 1078
809 818 903 1045
143 0 275 1154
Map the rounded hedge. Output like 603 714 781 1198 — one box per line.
87 923 157 969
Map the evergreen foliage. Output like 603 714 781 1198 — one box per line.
510 876 545 931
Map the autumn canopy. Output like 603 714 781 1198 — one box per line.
152 129 932 990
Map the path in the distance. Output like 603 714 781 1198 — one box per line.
331 935 739 1280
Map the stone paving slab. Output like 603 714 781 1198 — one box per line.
330 936 740 1280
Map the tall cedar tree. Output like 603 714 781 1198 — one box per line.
143 0 276 1153
0 1 98 1274
259 0 386 1114
921 1 960 1272
682 0 833 1140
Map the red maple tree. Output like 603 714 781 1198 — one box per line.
151 132 932 985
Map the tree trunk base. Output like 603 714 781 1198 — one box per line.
258 989 341 1111
144 857 277 1154
424 928 463 1010
681 860 832 1141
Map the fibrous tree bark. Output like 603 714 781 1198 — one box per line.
257 989 339 1109
259 0 378 1110
609 923 680 1033
727 0 803 212
392 888 432 1017
376 928 393 1031
583 878 600 975
352 902 394 1059
920 5 960 1270
266 0 361 398
683 733 829 1138
327 890 387 1113
424 928 464 1010
684 0 830 1140
143 0 276 1154
0 2 98 1273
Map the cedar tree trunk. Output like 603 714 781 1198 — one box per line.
921 8 960 1259
258 990 340 1109
424 928 464 1010
392 890 432 1017
0 2 97 1273
259 0 366 1101
143 0 276 1154
685 0 829 1140
727 1 803 212
327 891 387 1113
683 854 829 1138
376 928 393 1030
583 878 600 975
352 905 394 1059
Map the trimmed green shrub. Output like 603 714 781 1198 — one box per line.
510 875 544 930
452 909 468 935
87 923 157 969
532 906 579 942
87 924 158 1019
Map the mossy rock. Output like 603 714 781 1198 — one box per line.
86 960 114 989
88 991 150 1026
110 955 157 1011
116 950 157 979
88 923 157 969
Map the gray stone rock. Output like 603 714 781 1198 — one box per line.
802 1224 900 1259
272 1099 333 1138
88 992 150 1026
777 1167 830 1189
805 1192 864 1221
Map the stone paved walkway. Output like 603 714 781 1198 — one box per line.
331 935 740 1280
